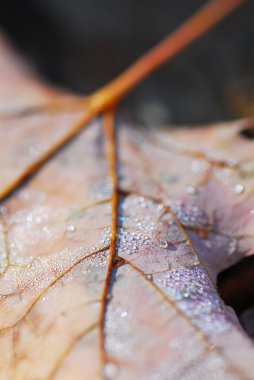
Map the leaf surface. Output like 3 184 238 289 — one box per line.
0 30 254 380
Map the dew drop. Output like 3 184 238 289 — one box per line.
104 362 118 378
28 146 40 157
65 224 76 233
204 240 212 249
192 255 200 266
185 185 197 195
159 239 168 249
233 184 245 195
250 209 254 215
228 239 237 256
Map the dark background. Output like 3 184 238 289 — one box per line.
0 0 254 124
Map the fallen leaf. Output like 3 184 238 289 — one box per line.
1 1 254 379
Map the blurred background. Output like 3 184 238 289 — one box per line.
0 0 254 125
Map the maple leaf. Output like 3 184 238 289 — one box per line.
0 0 254 379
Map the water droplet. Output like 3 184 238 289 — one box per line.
233 184 245 195
121 311 128 318
250 209 254 215
28 146 40 157
228 239 237 256
192 255 200 266
204 240 212 249
157 204 164 212
104 362 118 378
65 224 76 233
185 185 197 195
159 239 168 249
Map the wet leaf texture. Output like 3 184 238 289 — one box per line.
0 33 254 380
